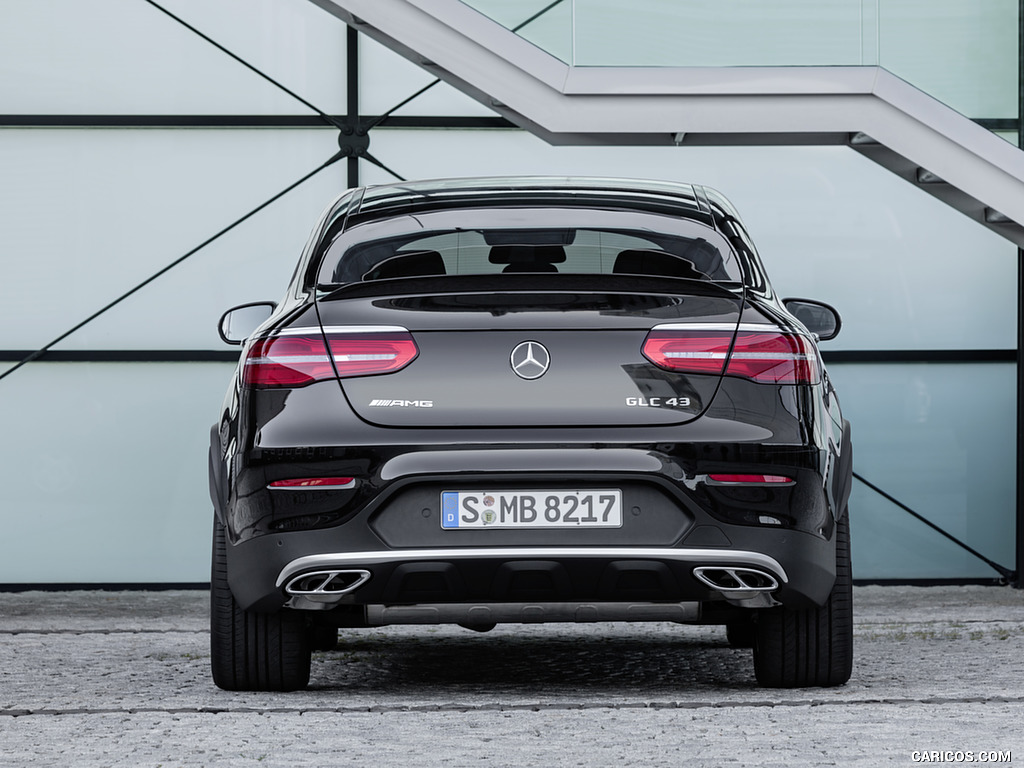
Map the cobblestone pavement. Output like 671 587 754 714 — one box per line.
0 586 1021 767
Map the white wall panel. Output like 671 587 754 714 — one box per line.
0 362 234 583
0 128 346 350
0 0 347 114
358 35 500 117
831 362 1016 580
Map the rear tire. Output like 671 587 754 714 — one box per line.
210 518 312 691
753 511 853 687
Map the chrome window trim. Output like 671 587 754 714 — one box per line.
652 322 779 333
270 325 410 336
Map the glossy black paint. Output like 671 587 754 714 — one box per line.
210 177 852 620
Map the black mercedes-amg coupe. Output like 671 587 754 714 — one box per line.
209 176 853 691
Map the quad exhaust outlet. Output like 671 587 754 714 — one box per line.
693 566 780 608
693 566 779 592
284 569 371 604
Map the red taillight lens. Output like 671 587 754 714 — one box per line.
641 331 733 376
328 333 419 377
244 335 334 388
726 332 818 384
243 331 418 388
642 329 819 384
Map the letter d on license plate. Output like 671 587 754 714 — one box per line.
441 490 622 529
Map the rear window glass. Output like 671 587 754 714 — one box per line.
316 207 742 286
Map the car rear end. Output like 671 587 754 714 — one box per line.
209 177 852 690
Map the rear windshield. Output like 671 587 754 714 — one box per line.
316 207 742 287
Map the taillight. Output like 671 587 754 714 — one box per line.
725 331 819 384
244 335 332 388
327 332 419 377
243 330 418 388
641 331 733 376
642 328 819 384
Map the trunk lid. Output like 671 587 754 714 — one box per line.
315 282 743 428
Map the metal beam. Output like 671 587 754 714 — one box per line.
346 24 360 188
1017 0 1024 589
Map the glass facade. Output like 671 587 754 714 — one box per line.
0 0 1017 582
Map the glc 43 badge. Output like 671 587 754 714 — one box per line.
625 396 691 407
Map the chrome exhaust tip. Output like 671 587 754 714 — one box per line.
693 566 779 593
284 569 371 603
693 566 780 608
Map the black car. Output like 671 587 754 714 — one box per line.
209 176 853 691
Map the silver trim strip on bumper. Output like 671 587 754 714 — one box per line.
275 547 789 588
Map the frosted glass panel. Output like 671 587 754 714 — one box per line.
358 36 502 117
829 362 1015 580
0 0 347 114
456 0 573 62
362 130 1017 350
464 0 867 65
879 0 1018 119
572 0 865 67
0 362 236 583
0 129 347 350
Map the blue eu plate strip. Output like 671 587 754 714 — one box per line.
441 492 459 528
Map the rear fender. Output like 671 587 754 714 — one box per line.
833 419 854 522
208 424 228 525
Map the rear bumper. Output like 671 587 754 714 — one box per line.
226 521 836 614
219 413 846 617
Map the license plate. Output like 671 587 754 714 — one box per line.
441 490 622 529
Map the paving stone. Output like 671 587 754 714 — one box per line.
0 586 1021 766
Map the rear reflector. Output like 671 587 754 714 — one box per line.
707 474 794 486
244 331 418 388
642 328 819 384
268 477 356 490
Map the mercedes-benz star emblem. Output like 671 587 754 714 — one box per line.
510 341 551 380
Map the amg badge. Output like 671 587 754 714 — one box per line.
368 399 434 408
